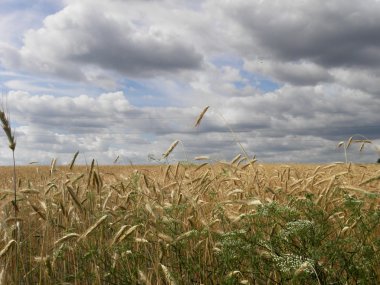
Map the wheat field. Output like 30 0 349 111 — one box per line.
0 160 379 284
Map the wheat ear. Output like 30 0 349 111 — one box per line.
163 140 179 158
194 106 209 127
0 110 16 151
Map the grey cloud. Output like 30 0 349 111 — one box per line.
225 0 380 69
218 84 380 142
331 68 380 95
245 60 333 86
2 0 380 165
9 91 136 133
12 0 203 81
2 87 379 165
70 19 202 76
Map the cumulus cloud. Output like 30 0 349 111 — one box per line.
1 0 203 85
1 91 207 164
244 60 333 86
1 0 380 164
331 68 380 95
207 0 380 97
0 86 377 165
223 0 380 68
219 84 380 140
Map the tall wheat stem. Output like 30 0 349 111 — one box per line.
12 149 18 285
194 106 252 160
0 108 18 283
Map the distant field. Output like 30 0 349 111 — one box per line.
1 162 370 187
0 161 379 284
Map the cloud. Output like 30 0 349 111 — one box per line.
244 60 333 86
331 68 380 95
1 86 378 165
1 0 203 85
1 0 380 165
223 0 380 68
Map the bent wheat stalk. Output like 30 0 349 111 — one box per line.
78 215 108 241
54 233 80 246
0 240 16 258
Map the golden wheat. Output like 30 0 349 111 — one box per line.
194 106 209 127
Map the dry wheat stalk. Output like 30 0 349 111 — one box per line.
162 140 179 158
54 233 80 246
0 110 16 151
50 158 57 175
78 215 108 241
162 165 171 183
174 162 180 178
359 174 380 186
160 264 177 285
158 232 173 243
110 225 129 246
161 182 177 191
1 107 19 282
4 217 23 225
194 106 209 127
69 151 79 170
230 154 242 165
134 237 149 243
175 230 196 242
20 189 40 195
66 185 84 213
0 240 16 258
138 270 152 285
194 156 209 160
195 162 208 172
116 224 140 244
29 203 47 220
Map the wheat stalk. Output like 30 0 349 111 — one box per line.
138 270 152 285
160 263 177 285
0 110 16 151
54 233 80 246
78 215 108 241
0 109 17 209
163 140 179 158
194 106 209 127
0 106 19 283
50 158 57 175
111 224 140 245
0 240 16 258
194 155 209 160
67 185 84 213
69 150 79 170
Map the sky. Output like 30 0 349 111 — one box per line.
0 0 379 165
